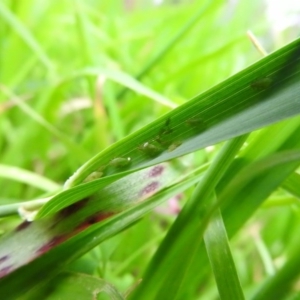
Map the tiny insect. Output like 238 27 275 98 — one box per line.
168 141 182 152
84 171 103 182
138 142 162 157
154 135 170 146
159 118 173 136
185 117 206 129
250 77 272 91
109 157 131 168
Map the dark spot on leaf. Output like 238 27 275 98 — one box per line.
140 181 160 197
0 266 12 278
74 212 115 233
88 212 114 223
148 165 164 177
36 235 67 255
15 220 31 231
58 198 89 219
0 256 9 264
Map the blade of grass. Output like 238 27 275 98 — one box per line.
0 161 207 297
251 247 300 300
116 0 215 99
130 135 248 300
61 67 177 109
22 271 124 300
62 37 300 190
281 172 300 199
0 85 90 163
0 1 54 72
0 164 60 192
204 194 245 300
220 150 300 237
2 150 300 297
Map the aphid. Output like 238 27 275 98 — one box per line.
109 157 131 168
154 135 170 146
185 117 206 130
250 77 272 91
168 141 182 152
84 171 103 182
160 127 173 135
159 118 173 136
138 142 162 157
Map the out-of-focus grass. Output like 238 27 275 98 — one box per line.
1 0 300 299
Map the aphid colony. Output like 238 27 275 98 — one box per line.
84 116 206 183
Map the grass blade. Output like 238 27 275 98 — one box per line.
204 194 245 300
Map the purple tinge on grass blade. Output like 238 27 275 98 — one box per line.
0 163 177 278
148 165 164 177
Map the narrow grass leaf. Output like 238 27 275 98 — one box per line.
281 172 300 200
0 85 90 163
131 136 248 300
0 171 197 297
251 247 300 300
61 67 177 109
21 272 124 300
0 1 53 71
220 150 300 236
63 37 300 190
0 164 60 192
204 194 245 300
117 0 215 99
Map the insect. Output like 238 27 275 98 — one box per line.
138 142 162 157
84 171 103 182
250 77 272 91
159 118 173 136
168 141 182 152
154 135 171 146
185 117 206 131
109 157 131 168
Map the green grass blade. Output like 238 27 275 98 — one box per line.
0 164 60 192
0 164 202 297
61 67 177 109
251 248 300 300
0 1 53 71
0 85 90 163
116 0 215 99
281 172 300 199
22 272 124 300
130 136 248 300
204 195 245 300
221 150 300 236
62 37 300 190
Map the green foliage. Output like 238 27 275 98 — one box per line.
1 0 300 299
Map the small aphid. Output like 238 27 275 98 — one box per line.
168 141 182 152
138 142 162 157
250 77 272 91
185 117 206 129
154 135 170 146
109 157 131 168
165 118 171 127
159 118 173 136
84 171 103 182
160 127 173 135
